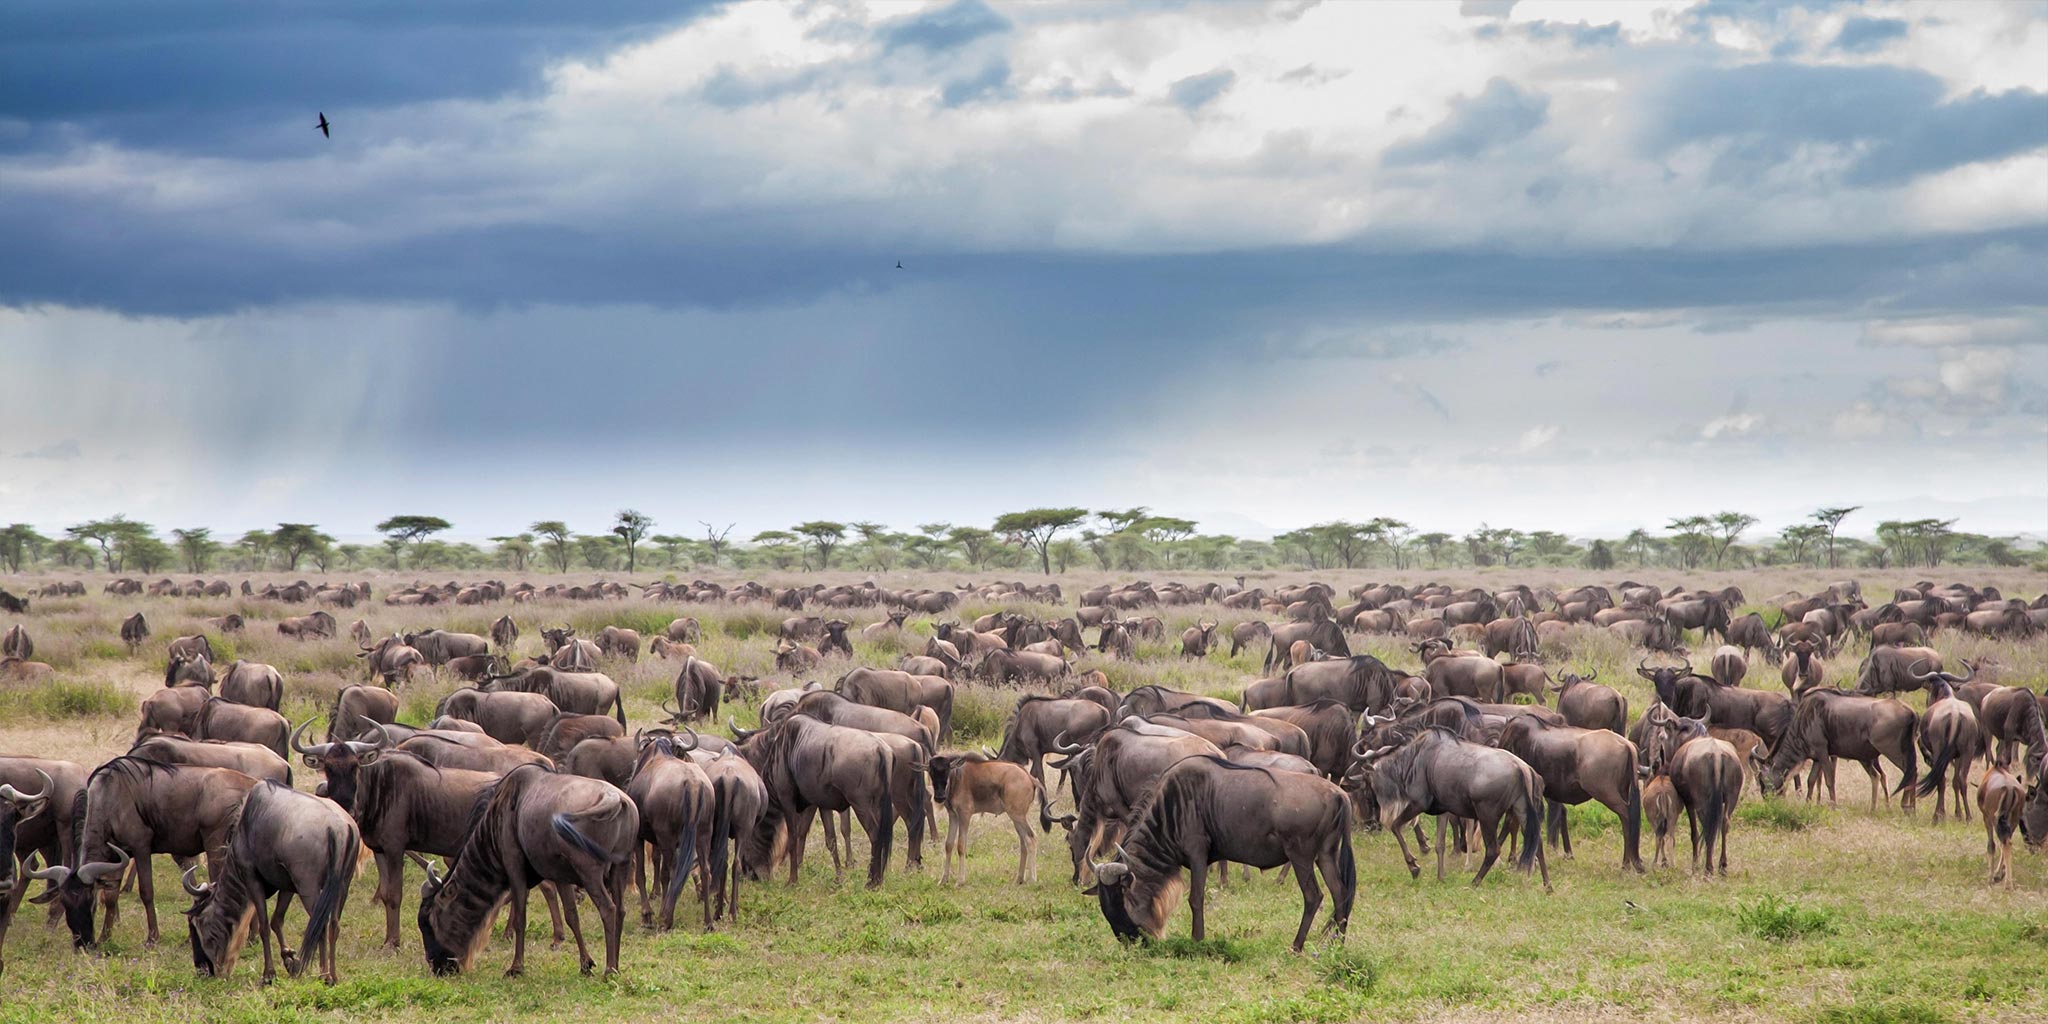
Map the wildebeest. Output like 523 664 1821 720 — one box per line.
1759 689 1918 812
1262 618 1347 674
1723 612 1778 664
0 591 27 614
1087 755 1353 952
1778 637 1823 693
1638 660 1794 753
1179 621 1218 659
1497 716 1643 872
1241 655 1401 715
137 683 213 743
418 765 638 977
928 750 1060 885
120 612 150 652
277 610 337 640
1413 640 1505 705
1708 646 1749 689
1055 721 1224 884
775 689 934 752
1247 700 1358 780
194 697 289 758
1347 728 1549 889
215 660 284 711
0 625 29 661
63 758 260 947
404 629 490 666
327 685 400 744
434 687 560 746
625 733 712 931
535 713 626 763
1551 671 1627 734
596 626 642 663
484 666 625 726
0 768 54 976
835 667 955 743
735 715 897 889
1229 620 1271 657
181 781 358 984
358 635 427 683
1979 764 2025 884
130 735 290 786
1915 672 1983 825
1641 774 1680 868
1639 708 1744 875
997 694 1112 787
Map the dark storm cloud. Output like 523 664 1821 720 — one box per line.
1382 78 1547 165
1650 63 2048 186
1831 16 1909 53
0 1 722 154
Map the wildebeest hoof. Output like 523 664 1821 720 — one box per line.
548 939 563 950
504 966 524 978
579 959 595 976
1407 865 1421 879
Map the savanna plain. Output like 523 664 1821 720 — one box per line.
0 566 2044 1024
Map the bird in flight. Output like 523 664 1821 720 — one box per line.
316 113 330 138
895 260 904 270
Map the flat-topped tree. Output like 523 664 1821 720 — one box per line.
613 510 654 572
375 515 451 570
271 523 332 571
793 521 847 571
993 508 1088 575
531 521 573 573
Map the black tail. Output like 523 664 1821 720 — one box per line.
1332 806 1356 933
1893 716 1920 798
552 809 619 864
1515 780 1541 872
665 793 701 918
1622 772 1643 869
868 747 895 887
299 824 356 972
709 775 733 916
612 696 627 729
1916 735 1956 797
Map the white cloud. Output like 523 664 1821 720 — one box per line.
1937 347 2017 403
1831 402 1891 439
1699 413 1766 440
1515 424 1561 452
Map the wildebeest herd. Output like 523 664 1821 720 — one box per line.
0 572 2044 986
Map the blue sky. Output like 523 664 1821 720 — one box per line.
1 0 2044 541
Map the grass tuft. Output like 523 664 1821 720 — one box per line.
1312 946 1382 993
1737 798 1828 831
1739 894 1835 941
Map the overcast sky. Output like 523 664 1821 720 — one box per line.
2 0 2044 542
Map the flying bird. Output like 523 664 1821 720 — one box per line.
895 261 904 270
316 113 330 138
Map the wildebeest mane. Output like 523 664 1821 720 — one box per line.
425 763 546 970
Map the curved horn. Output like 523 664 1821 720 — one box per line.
676 724 700 753
0 768 52 805
290 716 329 757
181 863 209 897
728 716 758 741
1908 659 1939 681
1582 668 1597 681
24 855 70 884
1048 730 1084 755
78 844 131 886
1950 660 1974 684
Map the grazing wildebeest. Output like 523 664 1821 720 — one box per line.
0 591 27 614
596 626 642 663
625 733 712 931
418 765 638 977
1413 640 1505 705
215 660 284 711
484 666 625 726
734 715 896 889
61 758 260 947
1347 728 1549 889
1179 621 1219 659
861 612 907 643
1497 716 1643 872
777 690 934 752
1708 646 1749 689
1054 722 1224 884
404 629 490 666
928 750 1061 885
181 781 358 984
193 697 289 758
1640 708 1743 875
1723 612 1779 664
1087 755 1353 952
1229 620 1271 657
997 695 1112 787
535 713 626 763
1117 684 1236 720
0 768 57 976
327 685 399 744
1263 618 1348 674
979 648 1070 688
164 651 214 688
1481 617 1539 661
120 612 150 652
358 635 427 683
835 667 955 743
1248 700 1358 780
1240 655 1401 715
434 688 559 746
1641 773 1680 869
1638 660 1794 754
490 615 518 651
687 747 765 926
1980 764 2025 884
1759 689 1918 813
277 610 337 640
1551 671 1627 734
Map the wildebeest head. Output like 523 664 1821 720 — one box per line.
1080 844 1145 943
24 843 131 948
413 858 463 976
1634 658 1693 709
0 770 51 894
2021 767 2048 848
540 626 574 652
1641 705 1710 775
291 716 390 805
180 864 242 977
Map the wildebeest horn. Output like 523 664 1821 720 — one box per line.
0 768 51 805
1907 659 1939 681
24 855 71 884
1951 660 1974 684
181 863 209 897
78 844 131 886
290 716 329 757
1582 668 1597 681
728 717 758 741
676 725 700 752
1049 730 1083 755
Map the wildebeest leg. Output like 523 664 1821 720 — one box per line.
1862 759 1884 811
1469 814 1504 887
256 892 278 984
1410 821 1430 854
537 882 566 948
558 886 595 975
373 851 405 949
944 808 966 885
1389 812 1421 878
564 863 608 976
635 839 653 927
1686 806 1702 873
136 852 161 945
269 890 296 970
850 800 890 889
1954 756 1973 823
1285 852 1324 953
1434 816 1448 882
1187 858 1209 941
790 809 824 885
503 882 530 977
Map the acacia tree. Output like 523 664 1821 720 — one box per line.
1417 531 1451 569
170 528 218 573
699 522 736 567
1665 516 1712 570
946 526 999 569
1 524 48 573
613 509 654 573
1708 511 1757 568
1779 524 1827 566
993 508 1089 575
68 516 151 573
531 520 573 573
270 523 331 571
376 516 451 570
1812 506 1860 569
793 521 847 571
491 534 535 571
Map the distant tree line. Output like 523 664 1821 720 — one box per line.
0 505 2038 575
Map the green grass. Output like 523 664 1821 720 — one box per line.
1737 798 1830 831
1738 894 1836 941
0 678 134 721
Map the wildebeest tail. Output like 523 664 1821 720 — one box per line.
905 755 929 848
870 746 895 883
300 822 357 969
1332 802 1356 931
1515 773 1542 873
1892 713 1920 798
665 791 701 914
612 695 627 729
1915 735 1956 797
708 774 733 903
551 802 626 865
